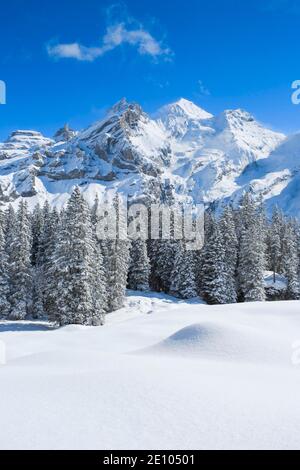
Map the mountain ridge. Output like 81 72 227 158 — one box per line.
1 97 299 216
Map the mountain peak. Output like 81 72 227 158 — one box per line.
213 109 259 132
108 97 129 115
154 98 213 139
106 98 143 118
156 98 213 124
4 129 52 147
174 98 213 120
223 108 255 122
54 124 77 143
0 129 53 160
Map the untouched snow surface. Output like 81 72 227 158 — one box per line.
0 292 300 450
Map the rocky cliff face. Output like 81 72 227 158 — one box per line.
1 97 299 216
54 124 77 143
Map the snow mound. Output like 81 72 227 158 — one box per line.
1 296 300 450
144 322 287 364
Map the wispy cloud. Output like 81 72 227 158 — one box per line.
47 21 172 62
261 0 300 14
196 80 210 97
144 75 170 89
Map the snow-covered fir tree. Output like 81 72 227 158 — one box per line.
268 206 284 279
128 238 150 291
8 201 33 320
40 204 60 319
281 221 300 300
200 216 228 304
5 205 17 258
105 194 130 311
49 188 106 326
219 205 238 303
148 206 181 293
0 223 10 318
236 193 266 302
170 242 198 299
238 222 266 302
31 203 44 266
31 204 46 318
238 192 257 232
149 238 179 292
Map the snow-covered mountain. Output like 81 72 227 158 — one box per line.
155 97 213 140
234 132 300 215
0 97 298 215
0 130 53 159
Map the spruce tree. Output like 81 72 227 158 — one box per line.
238 222 266 302
148 207 180 293
41 205 61 319
31 203 44 266
200 217 228 304
236 193 266 302
281 221 300 300
128 239 150 291
8 201 33 320
101 194 130 312
50 188 106 325
31 204 46 318
269 207 284 281
170 243 198 299
220 206 238 303
0 224 10 317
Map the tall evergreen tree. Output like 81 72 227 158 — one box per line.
238 222 266 302
269 206 284 281
8 201 33 320
236 193 266 302
281 221 300 300
31 204 46 318
200 217 228 304
148 206 180 293
150 239 179 293
41 204 61 319
49 188 106 325
219 206 238 303
31 203 44 266
170 243 198 299
128 239 150 291
239 192 257 232
101 194 130 312
0 224 10 317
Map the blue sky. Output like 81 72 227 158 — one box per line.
0 0 300 140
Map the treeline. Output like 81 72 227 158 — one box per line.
152 193 300 303
0 188 130 326
0 189 299 326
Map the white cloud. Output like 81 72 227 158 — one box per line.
47 43 102 62
47 23 172 62
197 80 210 97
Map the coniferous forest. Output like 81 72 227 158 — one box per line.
0 188 299 326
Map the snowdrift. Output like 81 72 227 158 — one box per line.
143 321 289 364
0 293 300 450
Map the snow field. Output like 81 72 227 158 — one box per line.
0 292 300 450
